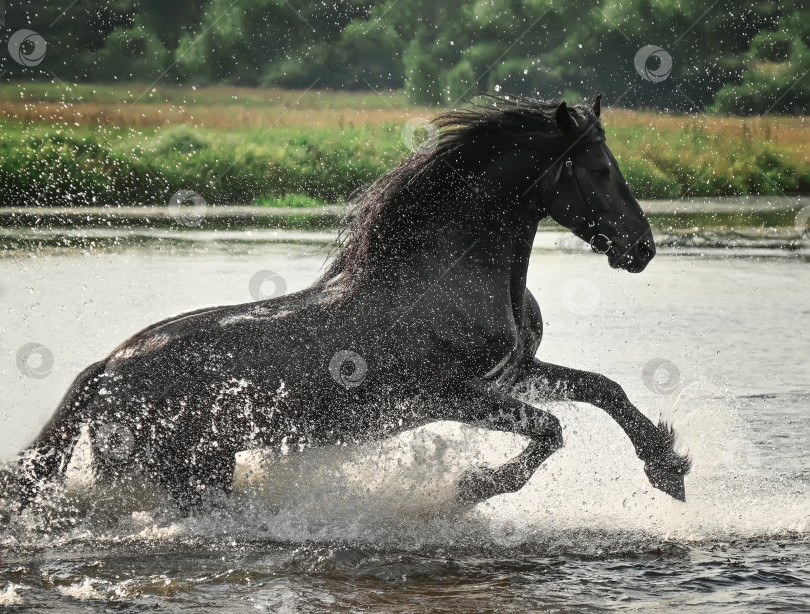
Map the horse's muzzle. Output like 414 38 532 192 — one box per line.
610 235 656 273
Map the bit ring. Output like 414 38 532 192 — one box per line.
590 233 613 254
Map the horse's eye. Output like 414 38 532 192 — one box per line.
592 169 610 181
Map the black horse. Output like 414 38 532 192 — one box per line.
10 95 689 512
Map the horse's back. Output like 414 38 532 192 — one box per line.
104 286 326 371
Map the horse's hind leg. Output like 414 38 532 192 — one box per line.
13 361 106 505
458 409 563 504
436 381 563 504
149 448 237 515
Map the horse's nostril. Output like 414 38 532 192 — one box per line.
637 239 655 261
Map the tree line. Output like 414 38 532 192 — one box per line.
2 0 808 114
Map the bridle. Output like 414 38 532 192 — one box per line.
549 136 613 255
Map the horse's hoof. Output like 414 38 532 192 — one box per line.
644 459 687 501
457 466 497 504
642 422 691 501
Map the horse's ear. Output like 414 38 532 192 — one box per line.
592 94 602 118
555 102 575 133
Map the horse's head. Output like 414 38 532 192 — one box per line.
319 94 656 291
542 96 655 273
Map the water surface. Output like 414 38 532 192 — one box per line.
0 221 808 611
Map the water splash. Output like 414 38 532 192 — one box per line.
1 383 807 556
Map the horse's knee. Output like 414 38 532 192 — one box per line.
547 415 564 451
534 413 563 451
589 372 628 405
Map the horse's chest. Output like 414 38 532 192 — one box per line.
435 300 523 376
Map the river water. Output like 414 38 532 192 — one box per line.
0 216 808 611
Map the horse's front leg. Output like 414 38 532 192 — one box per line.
517 358 690 501
429 380 564 504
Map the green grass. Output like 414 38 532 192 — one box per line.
0 83 807 208
252 194 330 208
607 123 810 199
0 120 403 207
0 82 414 109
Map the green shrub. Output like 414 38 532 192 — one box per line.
0 114 806 208
94 17 170 82
155 127 212 155
444 61 477 105
403 39 443 105
618 157 682 199
252 194 328 208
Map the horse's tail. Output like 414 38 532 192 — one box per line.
4 361 107 507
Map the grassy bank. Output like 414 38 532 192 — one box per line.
0 83 808 208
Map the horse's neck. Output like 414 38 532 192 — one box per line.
387 218 537 321
505 218 538 322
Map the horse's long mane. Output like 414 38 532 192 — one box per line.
317 94 600 293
